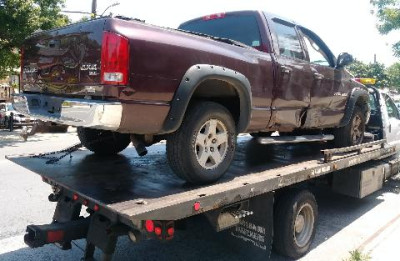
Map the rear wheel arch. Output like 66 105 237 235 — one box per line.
162 64 252 134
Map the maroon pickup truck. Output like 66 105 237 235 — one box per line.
14 11 369 183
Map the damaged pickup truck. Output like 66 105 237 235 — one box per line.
14 10 369 183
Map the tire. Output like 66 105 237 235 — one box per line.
77 127 131 155
167 101 236 184
333 105 366 147
273 189 318 259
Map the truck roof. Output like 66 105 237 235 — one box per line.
179 10 298 28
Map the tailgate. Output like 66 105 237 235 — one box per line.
21 19 106 95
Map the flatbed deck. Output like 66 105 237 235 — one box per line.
7 137 396 226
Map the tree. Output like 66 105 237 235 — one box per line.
347 59 390 87
387 63 400 88
0 0 69 78
371 0 400 57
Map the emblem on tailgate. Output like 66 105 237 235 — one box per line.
80 63 98 75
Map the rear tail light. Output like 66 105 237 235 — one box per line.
145 220 154 233
167 227 174 237
154 227 162 236
144 220 175 240
101 32 129 85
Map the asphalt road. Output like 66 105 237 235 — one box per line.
0 129 400 260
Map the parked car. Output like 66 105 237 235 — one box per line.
0 102 35 128
13 11 369 183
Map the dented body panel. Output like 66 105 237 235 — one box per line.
18 11 367 134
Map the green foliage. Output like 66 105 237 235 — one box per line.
371 0 400 57
78 16 91 22
343 249 371 261
387 62 400 87
0 0 69 78
347 59 390 87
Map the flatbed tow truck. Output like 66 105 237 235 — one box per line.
6 87 400 260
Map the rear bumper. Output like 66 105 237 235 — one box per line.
12 94 123 131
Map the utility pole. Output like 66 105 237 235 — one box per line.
374 54 377 64
91 0 97 17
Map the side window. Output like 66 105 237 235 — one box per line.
272 20 304 60
369 93 377 112
384 94 400 119
302 34 330 66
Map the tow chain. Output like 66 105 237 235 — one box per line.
31 133 116 164
31 143 84 164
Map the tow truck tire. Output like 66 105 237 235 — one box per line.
273 189 318 259
77 127 131 155
333 105 366 147
167 101 236 184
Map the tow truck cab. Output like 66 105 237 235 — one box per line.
361 78 400 146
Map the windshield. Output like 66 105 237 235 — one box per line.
179 14 262 48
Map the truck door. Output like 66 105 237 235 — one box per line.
299 27 345 128
268 18 314 131
383 93 400 145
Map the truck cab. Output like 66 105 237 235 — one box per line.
367 85 400 146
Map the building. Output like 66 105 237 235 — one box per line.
0 77 13 102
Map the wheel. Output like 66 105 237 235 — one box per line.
77 127 131 155
273 189 318 259
250 132 272 138
167 101 236 184
333 105 366 147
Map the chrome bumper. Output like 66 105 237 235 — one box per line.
12 94 123 131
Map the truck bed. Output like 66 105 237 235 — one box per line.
7 137 396 225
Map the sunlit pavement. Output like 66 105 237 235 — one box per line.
0 129 400 260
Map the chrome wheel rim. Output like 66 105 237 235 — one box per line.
351 114 363 144
294 203 314 248
195 119 228 170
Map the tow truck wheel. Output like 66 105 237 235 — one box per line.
333 105 366 147
77 127 131 155
167 101 236 184
273 189 318 259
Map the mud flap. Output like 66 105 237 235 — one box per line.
219 192 274 260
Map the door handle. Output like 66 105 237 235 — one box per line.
313 73 324 80
281 66 292 74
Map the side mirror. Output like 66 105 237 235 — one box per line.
336 52 354 68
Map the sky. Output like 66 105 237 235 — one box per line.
64 0 399 66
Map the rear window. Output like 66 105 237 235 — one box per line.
179 15 262 48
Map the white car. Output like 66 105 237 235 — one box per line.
0 102 35 128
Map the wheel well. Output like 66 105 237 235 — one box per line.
355 94 370 116
188 79 241 128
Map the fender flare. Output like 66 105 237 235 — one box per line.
339 87 370 127
161 64 252 134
